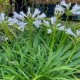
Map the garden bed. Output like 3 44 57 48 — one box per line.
0 0 80 80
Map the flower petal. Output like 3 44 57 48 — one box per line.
50 16 56 25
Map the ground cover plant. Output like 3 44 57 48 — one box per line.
0 0 80 80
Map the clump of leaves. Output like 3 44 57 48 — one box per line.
0 29 80 80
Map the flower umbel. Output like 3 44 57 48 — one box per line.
71 4 80 15
54 5 65 16
60 0 71 9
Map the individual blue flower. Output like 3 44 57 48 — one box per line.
50 16 56 25
8 17 18 26
76 30 80 36
35 13 46 19
32 8 41 18
43 20 50 26
13 12 24 20
33 20 41 28
65 28 76 37
27 7 31 17
47 29 52 34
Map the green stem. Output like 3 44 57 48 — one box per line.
65 44 77 65
33 75 42 80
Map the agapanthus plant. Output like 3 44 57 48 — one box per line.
0 2 80 80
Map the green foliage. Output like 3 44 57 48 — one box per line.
0 21 18 42
0 26 80 80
